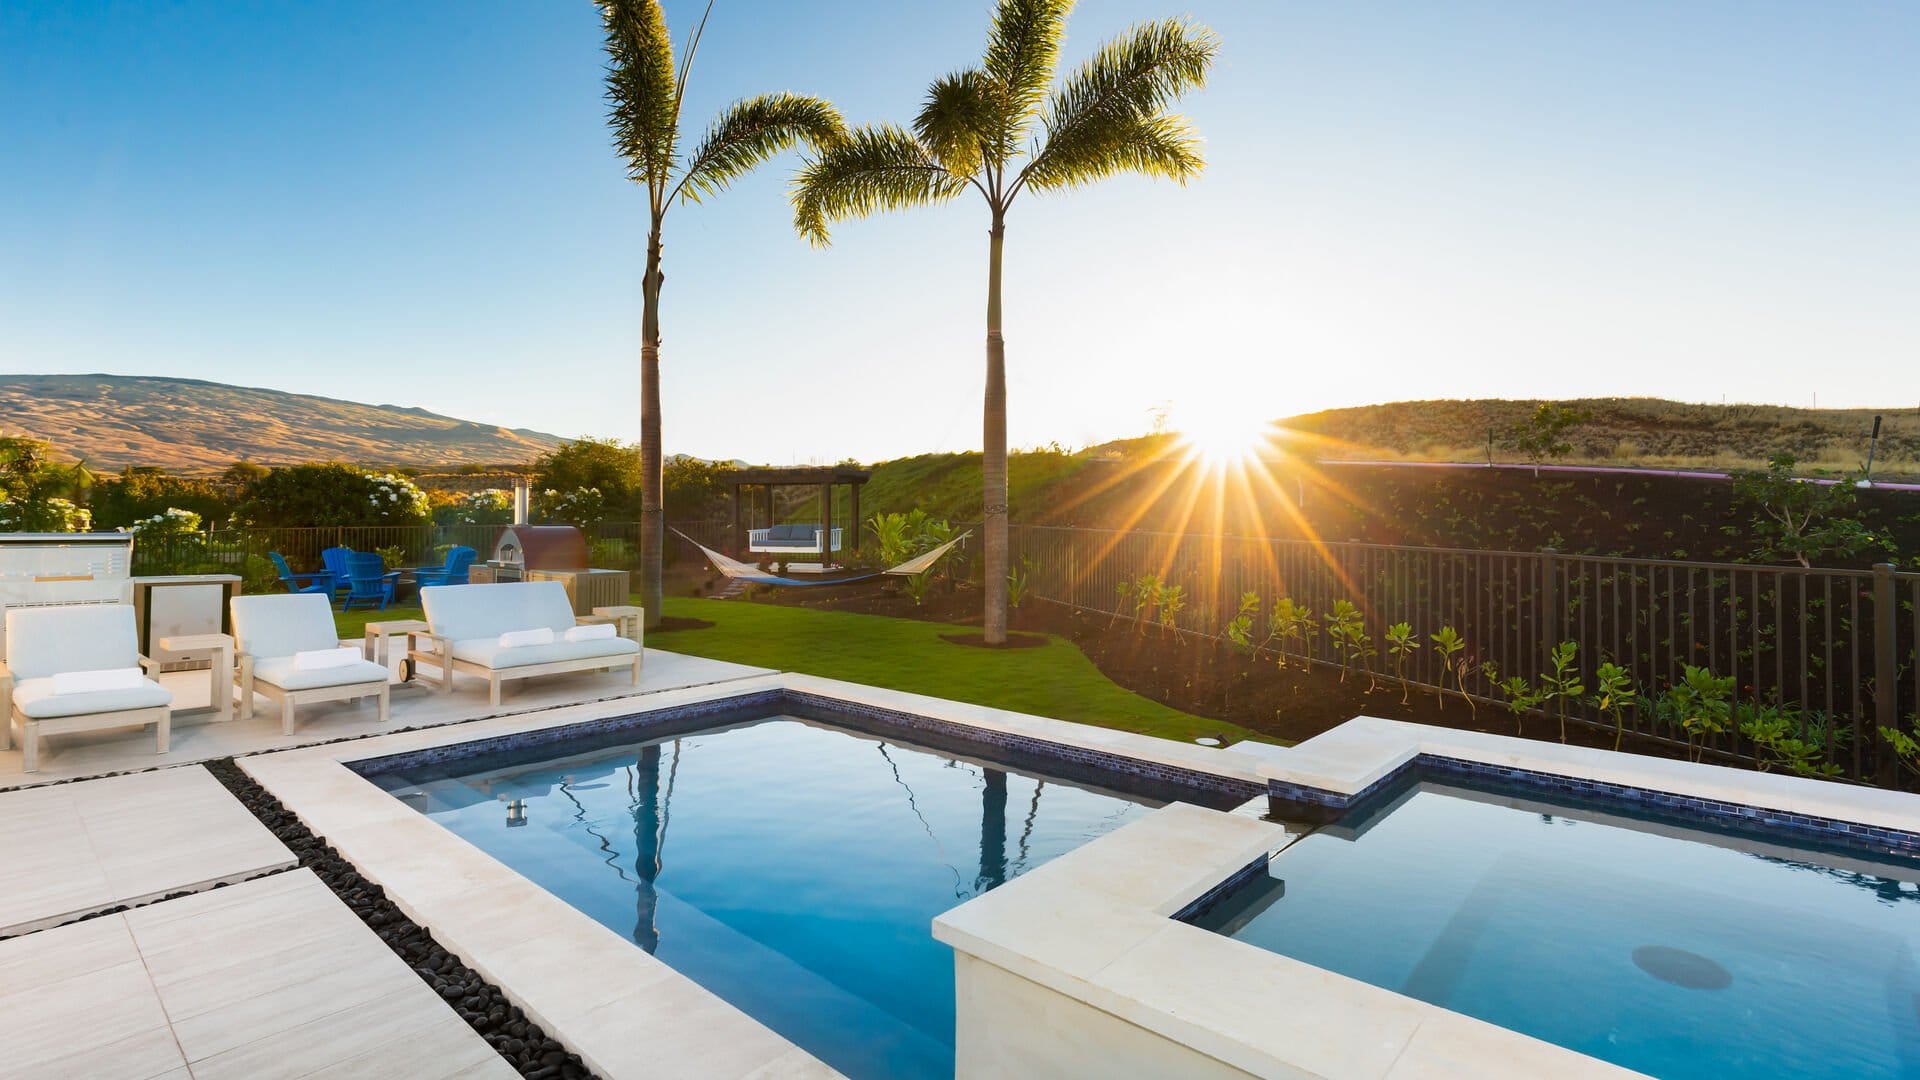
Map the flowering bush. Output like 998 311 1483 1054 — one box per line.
0 494 91 532
123 507 204 537
363 472 430 523
457 489 513 524
538 486 606 527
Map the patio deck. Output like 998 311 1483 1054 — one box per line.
0 647 772 790
0 869 516 1080
0 766 295 937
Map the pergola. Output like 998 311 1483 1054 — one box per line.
728 465 872 557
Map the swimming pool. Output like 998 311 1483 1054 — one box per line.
1191 774 1920 1078
367 704 1245 1079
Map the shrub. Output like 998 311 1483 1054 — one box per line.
234 465 430 528
0 494 90 532
538 486 607 527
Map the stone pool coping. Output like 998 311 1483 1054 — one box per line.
238 671 1279 1079
932 801 1644 1079
1264 716 1920 853
934 716 1920 1078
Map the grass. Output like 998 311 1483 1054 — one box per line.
650 597 1262 746
330 594 1265 747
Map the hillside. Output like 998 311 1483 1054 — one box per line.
1281 398 1918 476
0 374 563 471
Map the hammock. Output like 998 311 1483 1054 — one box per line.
674 529 971 587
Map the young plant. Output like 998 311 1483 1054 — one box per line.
1384 622 1420 705
902 570 936 606
1879 714 1920 782
1155 583 1187 638
1270 598 1315 671
1223 592 1261 654
1661 665 1735 762
1492 669 1544 734
1590 661 1637 750
1324 600 1375 687
1740 703 1843 778
1120 573 1163 634
1006 558 1032 610
1430 626 1465 710
1538 641 1584 744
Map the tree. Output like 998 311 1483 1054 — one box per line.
597 0 844 629
792 0 1217 643
531 437 645 516
1501 402 1591 476
1731 454 1892 568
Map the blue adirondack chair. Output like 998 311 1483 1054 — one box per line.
340 551 401 612
269 552 334 596
320 546 355 599
412 545 478 588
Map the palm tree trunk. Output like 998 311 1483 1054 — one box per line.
638 220 665 631
982 212 1009 645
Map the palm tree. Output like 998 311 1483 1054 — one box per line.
792 0 1217 644
599 0 843 628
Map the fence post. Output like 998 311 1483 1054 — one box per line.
1539 547 1560 664
1874 563 1898 757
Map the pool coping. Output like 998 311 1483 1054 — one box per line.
238 671 1277 1080
933 717 1920 1079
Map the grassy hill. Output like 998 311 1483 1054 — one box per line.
1 374 562 471
1282 398 1917 476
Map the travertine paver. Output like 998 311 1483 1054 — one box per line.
0 870 517 1080
0 766 295 936
0 648 770 789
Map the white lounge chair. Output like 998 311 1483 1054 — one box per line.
0 604 171 773
231 593 391 735
409 582 642 706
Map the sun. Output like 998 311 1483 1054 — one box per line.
1175 401 1274 468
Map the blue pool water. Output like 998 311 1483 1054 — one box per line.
370 713 1184 1080
1197 781 1920 1078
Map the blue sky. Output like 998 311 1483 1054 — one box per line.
4 1 1916 464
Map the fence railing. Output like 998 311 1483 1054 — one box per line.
127 520 731 583
1009 524 1920 785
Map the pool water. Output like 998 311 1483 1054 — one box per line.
371 714 1168 1080
1196 781 1920 1078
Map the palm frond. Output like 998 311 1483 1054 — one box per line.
677 93 846 205
1018 17 1217 195
913 70 999 178
598 0 680 193
1027 110 1204 192
984 0 1073 126
791 125 968 247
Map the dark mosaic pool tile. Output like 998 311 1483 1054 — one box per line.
1265 754 1920 860
351 687 1263 808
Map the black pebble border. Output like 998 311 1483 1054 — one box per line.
202 759 599 1080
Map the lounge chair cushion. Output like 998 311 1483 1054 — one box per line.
3 605 142 682
449 635 639 671
421 583 576 644
251 656 392 692
13 676 171 720
232 594 344 660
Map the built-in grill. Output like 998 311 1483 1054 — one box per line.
0 533 135 661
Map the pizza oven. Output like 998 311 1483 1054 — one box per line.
489 525 588 575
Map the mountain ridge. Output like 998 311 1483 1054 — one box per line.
0 374 565 471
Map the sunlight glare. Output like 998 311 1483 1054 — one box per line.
1175 400 1274 468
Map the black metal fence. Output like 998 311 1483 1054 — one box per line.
1010 524 1920 784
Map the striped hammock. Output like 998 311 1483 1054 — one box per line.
674 529 971 587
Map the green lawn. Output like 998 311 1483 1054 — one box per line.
332 595 1263 746
651 597 1263 746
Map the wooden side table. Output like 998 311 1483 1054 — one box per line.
590 606 646 645
363 618 431 677
155 632 234 722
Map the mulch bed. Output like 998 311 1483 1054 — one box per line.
205 760 597 1080
725 575 1694 760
